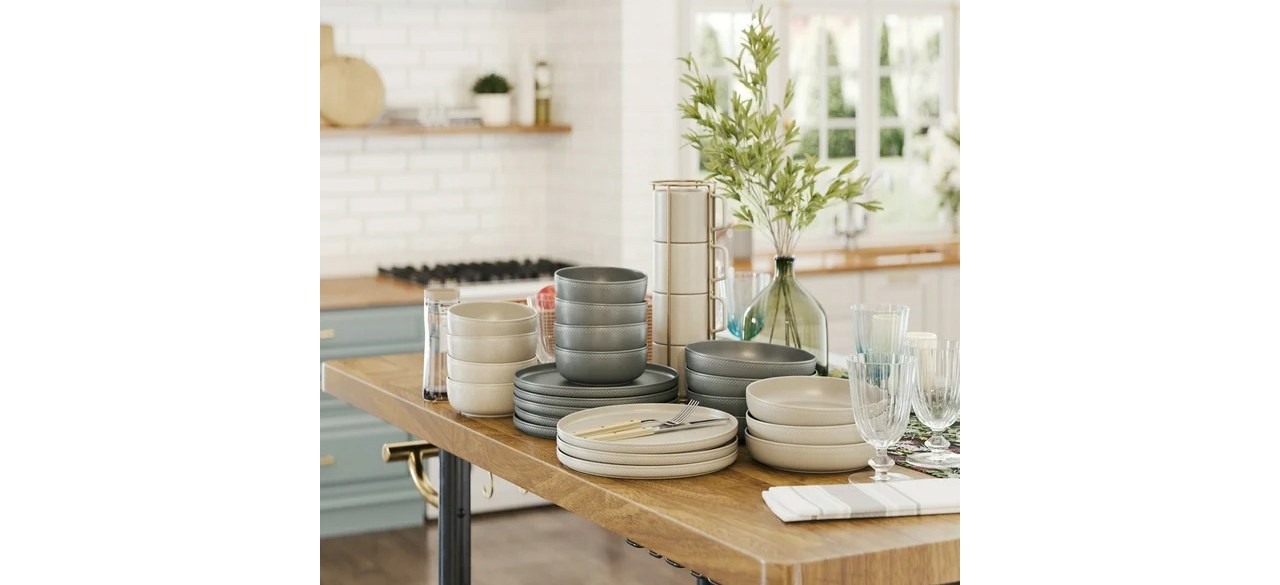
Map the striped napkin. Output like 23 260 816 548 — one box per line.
762 479 960 522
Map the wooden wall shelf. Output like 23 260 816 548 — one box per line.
321 124 571 137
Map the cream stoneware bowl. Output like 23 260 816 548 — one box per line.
448 332 537 363
745 429 874 473
446 355 538 385
446 378 514 417
744 411 863 446
744 376 855 426
448 301 537 336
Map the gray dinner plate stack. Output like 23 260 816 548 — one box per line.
511 363 681 438
683 340 817 441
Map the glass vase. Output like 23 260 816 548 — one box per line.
740 256 829 375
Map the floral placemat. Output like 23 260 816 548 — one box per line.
887 416 960 479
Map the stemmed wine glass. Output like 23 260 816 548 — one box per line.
906 338 960 468
847 352 916 482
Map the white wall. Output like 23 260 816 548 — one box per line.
320 0 684 277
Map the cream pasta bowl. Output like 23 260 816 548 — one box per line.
744 376 854 426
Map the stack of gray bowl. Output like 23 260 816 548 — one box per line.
683 340 817 441
552 266 650 385
510 363 680 438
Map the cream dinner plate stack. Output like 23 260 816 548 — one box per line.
744 376 874 473
650 180 731 397
554 403 740 479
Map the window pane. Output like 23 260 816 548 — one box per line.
793 74 822 126
828 129 857 161
789 14 820 73
879 74 906 119
881 16 907 66
820 15 860 73
911 16 945 66
796 126 821 160
826 76 859 118
911 71 940 118
693 13 735 67
880 128 905 157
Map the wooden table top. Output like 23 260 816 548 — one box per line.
322 353 959 585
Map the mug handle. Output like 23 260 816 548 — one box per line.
710 244 729 283
710 193 731 231
710 295 727 334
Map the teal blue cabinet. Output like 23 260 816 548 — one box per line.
320 304 425 538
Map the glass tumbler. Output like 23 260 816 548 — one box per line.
906 338 960 468
850 304 910 355
848 352 916 482
725 270 770 338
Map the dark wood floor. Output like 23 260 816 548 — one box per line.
320 506 693 585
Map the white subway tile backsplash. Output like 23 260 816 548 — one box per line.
365 216 422 234
378 6 437 24
320 154 347 173
361 47 423 67
321 6 379 24
322 176 378 193
349 153 408 172
320 137 364 153
466 152 501 169
437 7 494 26
410 192 469 211
421 212 481 231
363 135 426 151
379 173 437 192
438 171 493 190
409 151 467 170
349 26 408 45
409 26 468 47
349 194 407 214
320 197 347 216
321 237 348 256
321 218 363 237
422 48 481 67
349 236 408 254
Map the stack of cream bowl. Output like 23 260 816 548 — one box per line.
553 403 740 479
553 266 649 385
445 301 538 418
743 376 875 473
683 340 817 439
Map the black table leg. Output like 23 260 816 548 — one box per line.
439 449 471 585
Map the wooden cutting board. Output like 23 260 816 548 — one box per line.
320 56 385 127
321 24 335 62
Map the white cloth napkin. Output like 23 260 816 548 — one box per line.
762 479 960 522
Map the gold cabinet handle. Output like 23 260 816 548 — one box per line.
320 328 336 340
382 440 440 508
320 454 336 467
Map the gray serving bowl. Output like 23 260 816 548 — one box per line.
685 369 755 397
554 322 647 352
554 345 648 385
684 340 816 378
555 266 648 304
554 298 647 326
686 389 749 417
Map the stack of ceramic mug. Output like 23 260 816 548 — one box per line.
552 266 650 385
650 180 729 396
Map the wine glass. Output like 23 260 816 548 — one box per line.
847 352 916 482
850 304 910 355
724 271 770 338
906 338 960 468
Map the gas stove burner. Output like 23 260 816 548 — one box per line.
378 258 574 286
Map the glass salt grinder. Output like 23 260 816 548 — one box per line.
423 288 459 401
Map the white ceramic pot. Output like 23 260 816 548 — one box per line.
474 94 512 126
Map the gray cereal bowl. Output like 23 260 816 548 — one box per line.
685 368 756 397
684 340 816 378
554 346 648 385
686 390 749 417
554 298 648 326
555 266 648 304
554 322 647 352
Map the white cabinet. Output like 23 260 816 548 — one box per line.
800 272 865 360
860 268 942 335
937 267 960 340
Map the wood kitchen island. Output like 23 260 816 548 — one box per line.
322 353 959 585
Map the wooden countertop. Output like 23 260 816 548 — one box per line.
322 353 960 585
733 240 960 275
322 241 958 311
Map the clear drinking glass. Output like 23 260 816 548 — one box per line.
850 304 911 355
725 270 770 338
906 338 960 468
848 352 916 482
527 285 557 363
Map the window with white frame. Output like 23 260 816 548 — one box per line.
683 1 959 248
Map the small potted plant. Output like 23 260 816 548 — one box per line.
472 73 512 127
